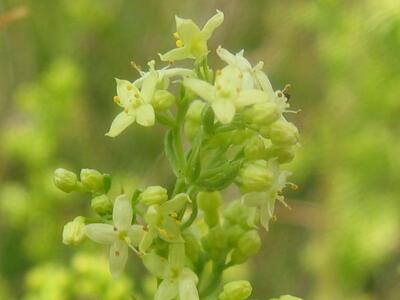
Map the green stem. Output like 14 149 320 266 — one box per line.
200 260 225 298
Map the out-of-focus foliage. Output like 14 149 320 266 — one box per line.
0 0 399 299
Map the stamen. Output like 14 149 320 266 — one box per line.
287 182 298 190
173 32 180 39
272 215 278 222
115 251 120 256
113 96 120 104
175 39 184 48
127 84 133 91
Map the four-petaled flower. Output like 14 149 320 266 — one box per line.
85 195 144 277
160 10 224 62
106 70 158 137
242 160 291 230
184 66 269 124
143 243 199 300
140 193 188 253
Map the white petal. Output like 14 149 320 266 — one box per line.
115 78 138 106
216 46 236 65
128 224 145 247
141 71 158 103
109 240 128 278
159 47 193 62
176 16 201 43
136 103 155 127
260 203 272 231
139 227 157 253
201 10 224 40
155 279 178 300
242 191 265 207
142 251 168 278
179 269 199 300
161 193 189 214
85 224 116 244
254 70 275 98
212 100 235 124
113 194 133 230
168 242 185 269
235 89 269 109
183 78 215 103
106 111 135 137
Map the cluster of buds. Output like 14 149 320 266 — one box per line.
55 10 302 300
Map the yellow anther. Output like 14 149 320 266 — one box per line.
169 212 178 219
272 215 278 222
173 32 180 39
113 96 120 103
127 84 133 91
134 93 140 98
124 107 129 113
288 182 299 190
175 39 184 48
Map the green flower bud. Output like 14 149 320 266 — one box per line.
152 90 175 111
62 216 86 245
244 102 280 127
230 230 261 264
224 200 257 229
53 168 78 193
219 280 252 300
244 136 266 160
80 169 105 193
265 145 296 163
225 224 246 247
237 160 273 192
139 186 168 206
144 205 160 226
186 100 206 123
231 129 252 145
184 120 200 141
201 226 228 260
198 191 222 227
91 194 112 215
263 119 299 146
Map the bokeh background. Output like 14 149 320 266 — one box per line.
1 0 399 299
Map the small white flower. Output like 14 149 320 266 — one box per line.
85 195 144 277
106 69 158 137
160 10 224 61
143 243 199 300
242 161 291 230
184 66 268 124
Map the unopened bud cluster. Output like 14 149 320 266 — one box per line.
54 10 302 300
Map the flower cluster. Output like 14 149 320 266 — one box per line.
56 11 302 300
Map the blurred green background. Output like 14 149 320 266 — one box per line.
1 0 399 299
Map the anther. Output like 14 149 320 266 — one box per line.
113 96 120 103
173 32 180 39
175 39 184 48
272 215 278 222
115 251 120 256
127 84 133 91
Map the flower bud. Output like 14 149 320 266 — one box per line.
152 90 175 111
263 119 299 146
265 145 296 164
237 160 273 192
184 120 200 141
91 194 112 215
224 200 257 229
230 230 261 264
144 205 160 226
80 169 105 193
244 102 280 127
54 168 77 193
201 226 228 260
225 224 246 247
186 100 206 123
244 136 266 160
139 186 168 206
198 191 222 227
219 280 252 300
62 216 86 245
